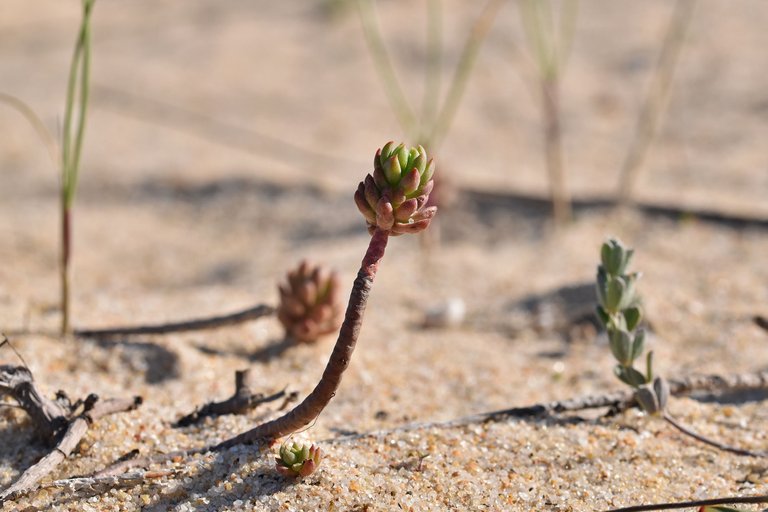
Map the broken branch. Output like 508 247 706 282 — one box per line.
174 368 295 427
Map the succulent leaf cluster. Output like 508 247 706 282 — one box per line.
596 239 648 385
277 261 343 344
275 441 323 478
596 238 671 415
354 142 437 235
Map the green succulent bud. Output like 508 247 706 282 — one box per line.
354 142 437 235
277 260 343 344
276 441 323 478
601 238 634 276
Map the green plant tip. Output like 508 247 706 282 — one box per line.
276 441 323 478
354 142 437 235
600 238 634 276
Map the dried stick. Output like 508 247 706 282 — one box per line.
326 369 768 442
0 364 70 441
214 228 390 449
663 412 766 458
0 394 142 504
604 494 768 512
174 369 293 428
74 304 274 337
44 469 175 495
91 449 140 478
38 369 768 498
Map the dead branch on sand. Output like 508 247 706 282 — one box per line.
0 363 142 504
174 368 297 428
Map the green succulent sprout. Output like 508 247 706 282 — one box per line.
596 238 664 414
595 239 768 456
354 142 437 235
275 442 323 478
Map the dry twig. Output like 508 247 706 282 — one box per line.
604 494 768 512
663 412 767 458
29 368 768 503
74 304 274 337
326 369 768 442
174 368 295 427
0 363 141 505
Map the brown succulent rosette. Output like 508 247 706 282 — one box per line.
277 260 342 344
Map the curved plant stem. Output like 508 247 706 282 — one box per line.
616 0 697 208
214 228 390 449
418 0 442 145
0 93 58 165
429 0 503 148
356 0 417 136
541 75 571 226
663 412 767 458
73 304 274 337
604 494 768 512
519 0 578 226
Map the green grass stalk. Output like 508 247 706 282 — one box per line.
60 0 96 336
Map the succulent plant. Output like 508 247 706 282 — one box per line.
275 441 323 478
354 142 437 235
277 261 343 344
214 143 437 448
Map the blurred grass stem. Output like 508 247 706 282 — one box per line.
519 0 578 226
616 0 697 208
357 0 502 149
0 94 58 166
60 0 95 336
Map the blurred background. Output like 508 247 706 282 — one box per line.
0 0 766 332
1 0 766 207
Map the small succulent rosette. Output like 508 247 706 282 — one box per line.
275 441 323 478
354 142 437 235
277 261 343 344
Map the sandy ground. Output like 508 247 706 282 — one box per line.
1 1 767 510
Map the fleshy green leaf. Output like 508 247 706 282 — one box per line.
635 385 660 415
595 305 610 329
605 276 625 312
614 365 648 388
596 269 608 309
630 330 645 363
624 306 642 331
609 329 633 366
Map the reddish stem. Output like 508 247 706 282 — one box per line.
60 205 71 336
214 228 390 449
